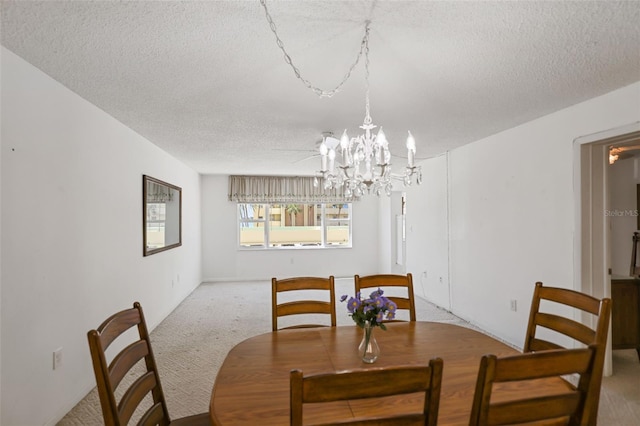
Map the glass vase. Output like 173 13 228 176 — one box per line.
358 321 380 363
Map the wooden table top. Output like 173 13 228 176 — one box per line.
210 321 568 425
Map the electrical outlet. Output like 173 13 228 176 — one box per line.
53 347 63 370
510 299 517 312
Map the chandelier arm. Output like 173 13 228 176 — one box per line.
260 0 370 98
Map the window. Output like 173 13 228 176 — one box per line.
238 203 351 248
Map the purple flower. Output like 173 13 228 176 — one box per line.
387 300 397 312
347 297 361 313
340 294 348 302
369 289 383 298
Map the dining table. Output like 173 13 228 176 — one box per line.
209 321 572 425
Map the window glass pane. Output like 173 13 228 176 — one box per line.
269 203 322 247
238 202 350 249
326 224 349 245
238 204 266 247
239 225 265 247
269 204 284 226
326 203 349 223
239 204 264 220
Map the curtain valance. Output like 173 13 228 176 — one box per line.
228 175 353 203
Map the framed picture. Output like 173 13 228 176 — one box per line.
143 175 182 256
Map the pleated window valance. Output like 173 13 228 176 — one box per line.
146 181 175 203
228 175 353 203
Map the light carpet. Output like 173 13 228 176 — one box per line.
59 280 640 425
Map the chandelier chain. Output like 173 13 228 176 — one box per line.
260 0 370 98
363 21 372 125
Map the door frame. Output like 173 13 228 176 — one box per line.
574 122 640 376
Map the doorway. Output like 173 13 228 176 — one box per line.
576 123 640 376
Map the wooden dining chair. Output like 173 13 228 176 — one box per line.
469 347 596 425
354 273 416 321
290 358 443 426
523 281 611 426
272 276 336 331
87 302 211 426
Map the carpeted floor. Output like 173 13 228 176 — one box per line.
59 280 640 425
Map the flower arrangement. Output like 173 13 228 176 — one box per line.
340 288 398 330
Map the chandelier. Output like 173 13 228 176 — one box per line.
316 22 422 197
260 1 422 197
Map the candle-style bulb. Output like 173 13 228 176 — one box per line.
340 130 349 150
406 131 416 167
377 127 388 148
319 140 328 156
406 131 416 151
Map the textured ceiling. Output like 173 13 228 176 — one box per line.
2 1 639 176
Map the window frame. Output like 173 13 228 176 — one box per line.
237 203 352 250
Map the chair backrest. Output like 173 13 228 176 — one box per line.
272 276 336 331
290 358 443 426
87 302 171 426
469 347 595 426
523 281 611 425
354 273 416 322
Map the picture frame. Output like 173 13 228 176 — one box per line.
143 175 182 256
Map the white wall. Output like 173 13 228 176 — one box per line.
377 195 392 274
405 153 450 309
609 156 640 275
406 81 640 349
0 48 202 426
389 191 404 274
201 175 381 281
0 45 3 421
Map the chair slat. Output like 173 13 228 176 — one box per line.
493 348 592 382
534 312 596 345
98 308 141 350
109 340 149 390
277 300 333 317
302 366 433 402
276 277 334 292
314 414 426 426
488 393 581 425
527 337 565 352
118 371 157 425
137 402 165 426
538 286 601 315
